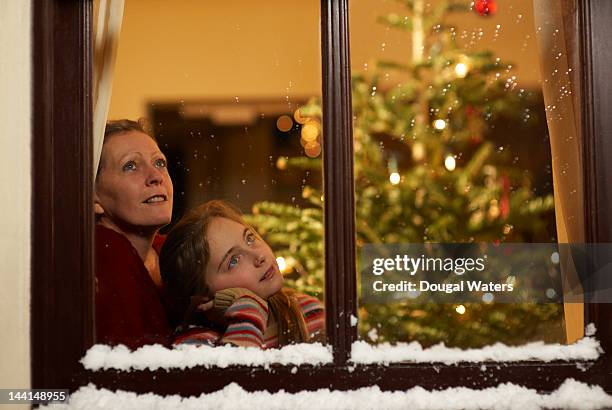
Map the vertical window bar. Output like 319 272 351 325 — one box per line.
321 0 358 365
581 0 612 353
32 0 94 390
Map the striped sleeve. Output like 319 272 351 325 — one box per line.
297 294 325 341
220 292 269 348
173 327 222 346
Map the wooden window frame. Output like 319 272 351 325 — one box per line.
32 0 612 394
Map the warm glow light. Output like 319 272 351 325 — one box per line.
389 172 401 185
412 142 425 161
293 108 307 124
455 62 469 78
276 115 293 132
305 143 322 158
444 155 456 171
276 256 287 272
301 123 319 142
433 119 446 130
455 304 466 315
488 199 500 219
276 156 287 170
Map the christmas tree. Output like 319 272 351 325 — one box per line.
246 0 562 348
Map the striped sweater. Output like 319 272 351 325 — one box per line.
174 288 325 348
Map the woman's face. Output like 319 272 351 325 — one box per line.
205 217 283 299
95 131 173 233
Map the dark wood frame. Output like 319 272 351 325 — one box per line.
32 0 612 395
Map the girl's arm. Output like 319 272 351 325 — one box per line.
214 288 270 348
172 288 269 347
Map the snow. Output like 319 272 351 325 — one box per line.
81 343 333 371
350 337 602 365
81 336 601 371
586 323 597 336
43 379 612 410
71 329 608 408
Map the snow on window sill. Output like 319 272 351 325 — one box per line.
45 379 612 410
80 342 333 371
350 336 602 365
81 326 601 371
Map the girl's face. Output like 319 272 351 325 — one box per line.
205 217 283 299
95 131 173 233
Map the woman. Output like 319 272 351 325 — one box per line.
160 200 325 348
95 119 174 348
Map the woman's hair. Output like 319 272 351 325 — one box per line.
105 119 148 139
160 200 310 346
96 119 155 178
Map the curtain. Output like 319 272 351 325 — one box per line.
93 0 125 175
533 0 584 343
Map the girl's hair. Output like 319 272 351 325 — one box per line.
160 200 310 346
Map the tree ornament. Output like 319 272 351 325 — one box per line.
465 105 478 118
470 134 483 144
474 0 497 16
500 174 510 219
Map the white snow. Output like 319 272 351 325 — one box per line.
81 335 601 371
81 343 332 371
586 323 597 336
367 327 379 342
350 337 602 365
43 379 612 410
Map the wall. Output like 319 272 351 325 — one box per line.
0 1 31 393
109 0 542 120
109 0 321 120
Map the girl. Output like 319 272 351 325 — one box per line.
160 200 325 348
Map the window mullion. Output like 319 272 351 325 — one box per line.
581 0 612 358
321 0 358 366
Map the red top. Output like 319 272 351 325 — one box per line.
95 224 171 349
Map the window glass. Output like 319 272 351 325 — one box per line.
101 0 325 350
349 0 570 348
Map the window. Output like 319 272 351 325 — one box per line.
102 0 326 350
33 0 612 394
350 0 564 349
